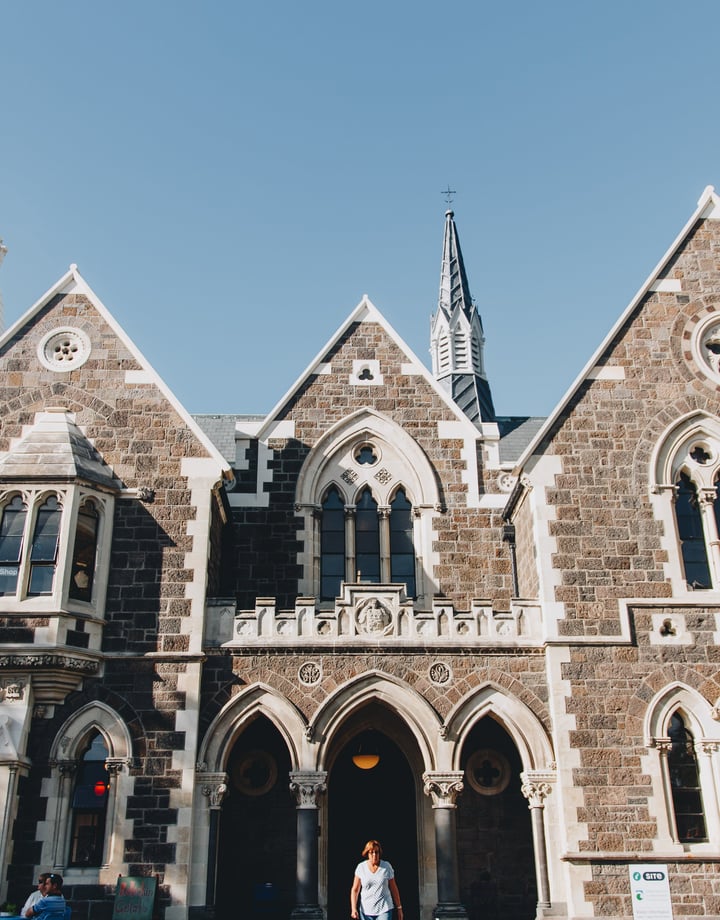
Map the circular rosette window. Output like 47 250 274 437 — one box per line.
231 750 278 796
466 749 511 796
38 327 92 372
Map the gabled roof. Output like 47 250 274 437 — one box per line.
0 408 121 489
513 185 720 473
0 265 232 481
255 295 487 442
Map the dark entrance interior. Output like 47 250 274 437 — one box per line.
458 717 537 920
216 717 295 920
328 723 419 920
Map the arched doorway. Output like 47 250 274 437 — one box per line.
216 716 295 919
327 717 420 920
458 716 537 920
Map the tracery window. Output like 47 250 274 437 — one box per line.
675 473 712 589
69 732 110 866
667 712 707 842
297 410 440 607
319 482 417 601
652 416 720 591
321 487 345 601
646 686 720 850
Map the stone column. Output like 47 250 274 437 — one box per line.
520 772 553 910
423 772 467 920
289 771 327 920
51 761 77 870
200 774 229 910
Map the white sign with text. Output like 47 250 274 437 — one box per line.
629 865 673 920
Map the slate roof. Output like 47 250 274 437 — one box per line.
0 408 121 489
193 414 264 466
497 416 547 465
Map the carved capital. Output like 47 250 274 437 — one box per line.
199 772 229 809
653 738 672 755
520 770 555 808
289 771 328 808
55 760 78 778
422 771 464 807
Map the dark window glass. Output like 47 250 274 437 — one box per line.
355 489 380 583
668 712 707 842
28 496 61 595
0 496 27 595
70 732 109 866
676 474 711 589
321 488 345 601
390 488 415 597
69 501 99 602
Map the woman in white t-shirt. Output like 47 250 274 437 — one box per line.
350 840 403 920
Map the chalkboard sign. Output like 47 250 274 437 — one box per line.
111 877 157 920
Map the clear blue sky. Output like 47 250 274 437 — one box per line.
2 1 719 417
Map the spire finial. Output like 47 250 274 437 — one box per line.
441 185 456 208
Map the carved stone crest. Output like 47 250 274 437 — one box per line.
356 597 393 636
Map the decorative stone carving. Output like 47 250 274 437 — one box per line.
428 662 452 685
0 679 25 701
298 661 322 686
356 597 393 636
423 772 464 807
289 771 327 808
520 770 555 808
199 773 229 809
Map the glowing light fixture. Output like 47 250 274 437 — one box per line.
352 735 380 770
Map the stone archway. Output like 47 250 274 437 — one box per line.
215 716 295 920
457 717 536 920
325 704 421 920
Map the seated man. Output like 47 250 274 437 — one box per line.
24 875 67 920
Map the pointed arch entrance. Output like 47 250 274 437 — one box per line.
326 703 421 920
457 717 537 920
216 716 295 919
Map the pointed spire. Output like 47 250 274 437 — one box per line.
438 210 477 325
431 209 496 425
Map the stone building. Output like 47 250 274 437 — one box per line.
2 187 720 920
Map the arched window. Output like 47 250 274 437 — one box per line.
675 473 711 589
390 488 415 597
28 495 61 595
668 712 707 842
0 495 27 595
321 487 345 601
355 488 380 583
69 732 110 866
297 411 438 605
69 500 100 602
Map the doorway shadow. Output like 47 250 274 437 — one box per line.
328 731 419 920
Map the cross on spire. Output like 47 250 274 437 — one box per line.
441 185 456 207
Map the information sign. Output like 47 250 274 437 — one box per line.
111 876 157 920
629 865 673 920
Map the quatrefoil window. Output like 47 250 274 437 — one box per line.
354 443 378 466
689 444 712 465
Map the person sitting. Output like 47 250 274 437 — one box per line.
24 875 66 920
21 874 51 918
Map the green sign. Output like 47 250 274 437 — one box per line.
111 877 157 920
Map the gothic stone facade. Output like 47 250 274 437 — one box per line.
3 189 720 920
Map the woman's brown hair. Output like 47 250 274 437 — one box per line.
361 840 383 857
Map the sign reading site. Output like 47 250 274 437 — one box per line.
629 865 673 920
